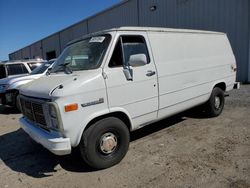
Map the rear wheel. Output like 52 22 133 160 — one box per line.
205 87 225 117
79 117 130 169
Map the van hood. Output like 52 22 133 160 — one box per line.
20 70 103 99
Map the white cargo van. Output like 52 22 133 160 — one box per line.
19 27 237 169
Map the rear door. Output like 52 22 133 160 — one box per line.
104 32 158 128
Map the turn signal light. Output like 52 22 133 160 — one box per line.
64 103 78 112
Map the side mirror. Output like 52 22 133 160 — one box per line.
128 54 147 67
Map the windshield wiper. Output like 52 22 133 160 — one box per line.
59 62 73 74
46 67 52 76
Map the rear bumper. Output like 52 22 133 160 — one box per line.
19 117 71 155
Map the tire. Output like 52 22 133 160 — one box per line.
15 94 21 111
205 87 225 117
10 92 20 111
79 117 130 169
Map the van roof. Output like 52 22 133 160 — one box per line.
106 26 224 35
68 26 224 46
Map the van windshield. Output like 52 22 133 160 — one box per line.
51 34 111 73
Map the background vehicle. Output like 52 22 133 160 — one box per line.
0 59 44 79
18 27 236 169
0 59 55 108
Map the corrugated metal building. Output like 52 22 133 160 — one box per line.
9 0 250 82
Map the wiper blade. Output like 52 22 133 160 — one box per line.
59 62 73 74
46 67 52 76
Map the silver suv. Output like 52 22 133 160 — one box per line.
0 59 56 108
0 59 45 107
0 59 44 79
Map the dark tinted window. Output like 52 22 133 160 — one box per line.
28 62 42 70
0 65 6 79
6 64 29 76
109 40 123 68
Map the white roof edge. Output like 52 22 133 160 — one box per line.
106 26 225 35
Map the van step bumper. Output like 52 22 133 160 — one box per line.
19 117 71 155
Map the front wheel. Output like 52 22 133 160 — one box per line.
205 87 225 117
14 93 21 111
79 117 130 169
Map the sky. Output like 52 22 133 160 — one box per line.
0 0 121 61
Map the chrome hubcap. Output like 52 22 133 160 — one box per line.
215 96 221 109
100 133 118 154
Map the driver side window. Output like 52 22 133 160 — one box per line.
109 35 150 68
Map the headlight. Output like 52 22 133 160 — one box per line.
49 105 57 118
50 118 59 130
45 103 62 131
0 85 7 93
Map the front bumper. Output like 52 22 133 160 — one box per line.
19 117 71 155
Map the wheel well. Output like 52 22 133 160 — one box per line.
214 82 226 91
84 112 132 132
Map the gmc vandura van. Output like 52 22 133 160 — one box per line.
19 27 237 169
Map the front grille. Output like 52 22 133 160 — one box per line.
20 97 48 129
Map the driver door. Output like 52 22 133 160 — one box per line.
104 33 158 128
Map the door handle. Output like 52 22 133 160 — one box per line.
146 70 156 77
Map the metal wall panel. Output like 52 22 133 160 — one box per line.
15 50 22 60
21 46 31 59
30 41 43 59
88 0 138 33
42 34 60 60
9 53 15 60
59 21 88 51
139 0 249 82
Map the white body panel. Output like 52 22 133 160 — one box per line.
147 31 236 119
18 27 236 154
